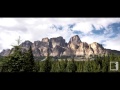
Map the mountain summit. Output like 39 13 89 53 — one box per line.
0 35 120 57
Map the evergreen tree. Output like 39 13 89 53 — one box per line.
67 58 77 72
87 59 92 72
5 38 23 72
58 59 68 72
51 60 59 72
42 48 52 72
33 61 40 72
22 46 35 72
83 61 88 72
76 61 81 72
1 36 37 72
39 61 45 72
101 55 110 72
76 61 83 72
1 57 9 72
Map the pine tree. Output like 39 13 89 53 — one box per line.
33 61 40 72
67 58 77 72
3 36 23 72
1 36 37 72
58 59 68 72
76 61 80 72
51 60 58 72
101 55 110 72
22 46 36 72
1 56 9 72
39 61 45 72
87 59 91 72
42 48 52 72
83 61 88 72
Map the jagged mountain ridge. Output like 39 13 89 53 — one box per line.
0 35 120 57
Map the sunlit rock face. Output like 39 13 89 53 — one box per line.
89 42 105 55
0 49 11 56
1 35 120 57
49 36 66 48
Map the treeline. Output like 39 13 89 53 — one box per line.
0 37 120 72
1 52 120 72
38 54 120 72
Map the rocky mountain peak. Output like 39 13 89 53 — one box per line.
20 40 33 48
42 37 49 42
33 41 41 46
0 49 11 56
90 42 104 49
0 35 120 58
49 36 66 48
69 35 81 44
89 42 104 55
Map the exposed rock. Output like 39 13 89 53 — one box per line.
50 36 66 48
68 43 79 51
42 37 49 42
0 49 11 56
39 47 52 56
76 42 89 56
63 47 74 56
33 40 49 48
1 49 11 56
68 35 81 52
87 46 94 56
1 35 120 57
89 42 104 55
32 41 41 48
32 48 41 57
20 40 33 48
105 49 120 55
68 35 81 45
51 45 65 57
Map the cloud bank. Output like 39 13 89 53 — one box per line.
0 18 120 52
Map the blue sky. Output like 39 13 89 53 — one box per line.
0 18 120 52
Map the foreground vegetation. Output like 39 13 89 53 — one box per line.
0 37 120 72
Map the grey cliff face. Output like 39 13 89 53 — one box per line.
32 48 41 57
20 40 33 48
42 37 49 42
33 41 41 48
49 36 66 48
69 35 81 45
68 35 81 52
51 45 65 57
0 49 11 56
0 35 120 57
63 47 74 56
89 42 104 55
76 42 90 56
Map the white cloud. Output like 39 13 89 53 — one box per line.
0 30 32 52
0 18 120 52
72 22 93 33
80 34 107 44
72 18 120 34
79 31 120 51
102 34 120 50
0 18 19 27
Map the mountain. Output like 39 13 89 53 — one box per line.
0 35 120 57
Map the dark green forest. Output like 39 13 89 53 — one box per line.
0 37 120 72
